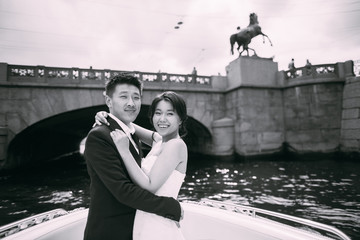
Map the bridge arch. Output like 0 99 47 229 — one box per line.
6 104 211 169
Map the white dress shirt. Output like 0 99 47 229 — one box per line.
108 113 139 153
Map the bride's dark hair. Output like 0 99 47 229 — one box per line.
148 91 188 138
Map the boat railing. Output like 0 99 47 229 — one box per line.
0 208 71 238
185 200 351 240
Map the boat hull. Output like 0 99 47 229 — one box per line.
1 201 349 240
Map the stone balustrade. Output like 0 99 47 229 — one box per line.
284 63 337 79
283 61 355 81
2 64 211 87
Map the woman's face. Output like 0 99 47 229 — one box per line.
152 100 181 142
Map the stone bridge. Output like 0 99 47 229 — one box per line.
0 58 359 169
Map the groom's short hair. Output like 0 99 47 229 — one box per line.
105 73 143 97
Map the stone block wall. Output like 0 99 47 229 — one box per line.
283 83 344 152
0 127 7 166
340 76 360 151
226 56 280 88
225 88 284 156
211 118 235 156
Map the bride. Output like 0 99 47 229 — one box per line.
97 91 187 240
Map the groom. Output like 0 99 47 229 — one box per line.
83 74 182 240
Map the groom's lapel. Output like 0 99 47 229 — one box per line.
107 116 142 167
131 133 143 159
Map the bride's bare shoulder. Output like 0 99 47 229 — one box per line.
164 138 187 151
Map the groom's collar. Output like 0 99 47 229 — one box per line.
108 113 139 155
108 113 135 135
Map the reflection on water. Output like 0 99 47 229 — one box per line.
0 155 359 239
179 158 360 239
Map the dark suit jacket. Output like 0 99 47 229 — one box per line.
83 117 181 240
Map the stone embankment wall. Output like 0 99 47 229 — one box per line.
283 83 344 153
225 88 284 156
340 76 360 153
223 57 358 158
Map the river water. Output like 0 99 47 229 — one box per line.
0 154 359 239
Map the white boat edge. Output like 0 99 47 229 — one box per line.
0 200 351 240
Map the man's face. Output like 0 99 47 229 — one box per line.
106 84 141 125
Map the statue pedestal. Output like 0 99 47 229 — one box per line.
225 56 279 89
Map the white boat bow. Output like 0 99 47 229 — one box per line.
0 200 351 240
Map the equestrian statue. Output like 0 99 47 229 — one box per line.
230 13 273 56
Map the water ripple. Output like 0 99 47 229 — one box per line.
1 158 359 239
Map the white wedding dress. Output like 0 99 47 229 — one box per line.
133 141 186 240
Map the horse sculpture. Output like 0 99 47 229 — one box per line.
230 13 273 56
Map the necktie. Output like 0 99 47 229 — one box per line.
131 133 143 158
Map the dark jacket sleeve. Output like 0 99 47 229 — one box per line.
85 126 181 221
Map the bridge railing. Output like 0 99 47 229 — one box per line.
5 64 212 87
284 63 338 80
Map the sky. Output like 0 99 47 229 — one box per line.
1 0 360 76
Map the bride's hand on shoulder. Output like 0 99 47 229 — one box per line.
110 129 129 150
94 111 110 126
152 132 162 143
